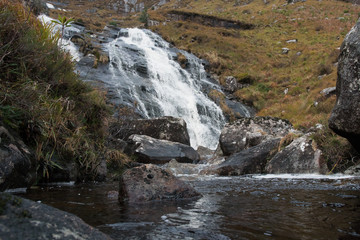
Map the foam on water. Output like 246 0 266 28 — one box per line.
253 173 358 180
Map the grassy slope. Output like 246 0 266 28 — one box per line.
0 0 113 181
149 0 359 128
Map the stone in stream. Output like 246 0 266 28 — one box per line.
0 193 113 240
119 164 200 202
203 138 280 176
109 116 190 145
219 116 294 156
126 134 199 164
265 135 328 174
329 18 360 153
0 125 36 191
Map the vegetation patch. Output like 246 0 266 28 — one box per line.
0 0 111 181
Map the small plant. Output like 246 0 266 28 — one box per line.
51 15 74 44
139 7 149 28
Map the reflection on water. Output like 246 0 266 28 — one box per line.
17 175 360 240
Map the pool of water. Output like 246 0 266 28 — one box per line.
17 174 360 240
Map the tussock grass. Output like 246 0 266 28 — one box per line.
0 0 111 181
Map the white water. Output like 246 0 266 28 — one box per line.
38 14 82 61
108 28 225 149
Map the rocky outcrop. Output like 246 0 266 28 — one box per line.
206 139 280 176
0 125 35 191
219 116 294 156
126 134 199 164
0 193 112 240
110 116 190 145
167 10 255 30
119 164 200 202
329 19 360 153
265 135 328 174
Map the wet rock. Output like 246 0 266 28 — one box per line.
126 135 199 164
209 139 280 176
225 98 256 118
344 163 360 175
0 125 35 191
329 19 360 152
219 116 293 156
197 146 215 164
0 193 112 240
163 159 202 175
119 164 200 202
110 116 190 145
265 135 328 174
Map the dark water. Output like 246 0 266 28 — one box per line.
17 175 360 240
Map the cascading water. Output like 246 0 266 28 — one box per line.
107 28 225 149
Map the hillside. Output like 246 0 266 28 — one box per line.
149 0 359 128
45 0 360 129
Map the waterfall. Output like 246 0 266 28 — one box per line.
107 28 225 149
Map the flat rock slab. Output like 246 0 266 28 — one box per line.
119 164 200 202
127 134 199 164
0 193 112 240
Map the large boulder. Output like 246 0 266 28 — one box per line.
265 135 328 174
110 116 190 145
0 193 112 240
329 19 360 152
0 126 35 191
119 164 200 202
206 139 280 176
219 116 294 156
126 134 199 164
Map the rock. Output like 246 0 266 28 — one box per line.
197 146 215 163
225 98 256 118
344 163 360 175
24 0 49 16
265 135 328 174
320 87 336 97
110 116 190 145
219 116 293 156
0 193 112 240
209 139 280 176
162 159 202 175
119 164 200 202
0 125 35 191
224 76 238 93
329 19 360 152
126 135 200 164
282 48 290 54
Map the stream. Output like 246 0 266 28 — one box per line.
17 174 360 240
